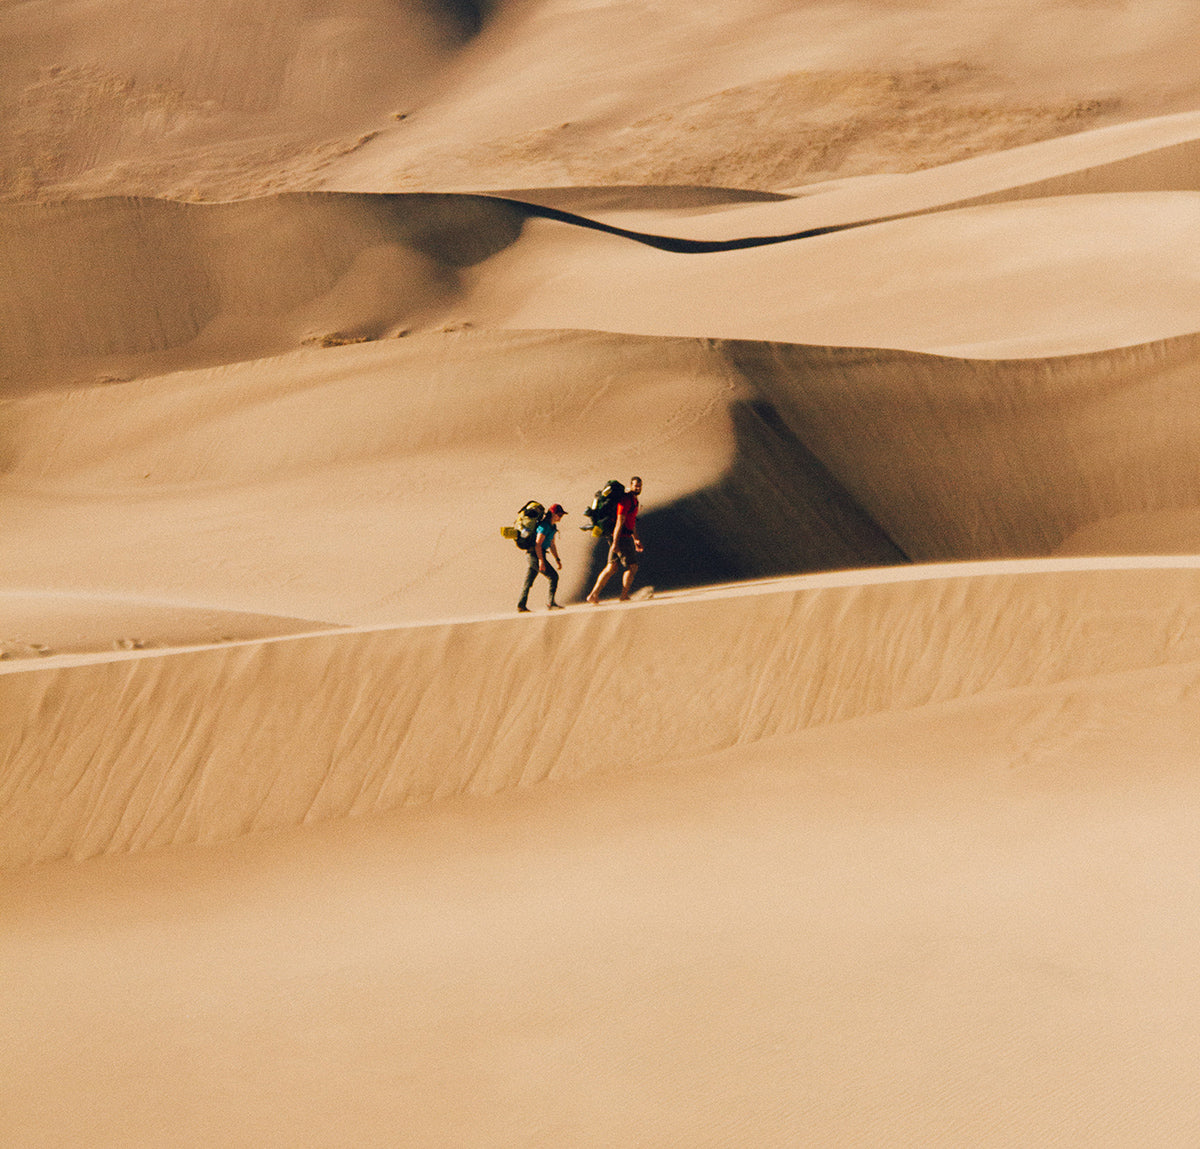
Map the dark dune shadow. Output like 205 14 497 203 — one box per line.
444 0 501 37
495 195 881 253
489 186 793 213
580 399 909 596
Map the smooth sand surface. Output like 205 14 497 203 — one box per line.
6 1 1200 1144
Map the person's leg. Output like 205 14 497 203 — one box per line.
587 559 615 603
619 563 638 600
517 552 538 611
545 563 560 607
587 537 618 603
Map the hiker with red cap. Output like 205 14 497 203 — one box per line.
517 503 567 612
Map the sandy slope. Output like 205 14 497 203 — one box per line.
0 193 525 394
6 561 1200 1145
321 0 1200 194
456 189 1200 356
4 558 1200 867
7 0 1200 1145
6 328 1200 639
7 113 1200 409
0 0 486 201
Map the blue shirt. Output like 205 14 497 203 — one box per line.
535 521 558 548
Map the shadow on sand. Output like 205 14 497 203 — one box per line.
581 398 909 597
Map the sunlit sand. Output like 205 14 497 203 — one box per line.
5 2 1200 1144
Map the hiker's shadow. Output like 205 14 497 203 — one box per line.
580 399 908 595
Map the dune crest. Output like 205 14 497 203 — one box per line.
4 560 1200 868
11 104 1200 399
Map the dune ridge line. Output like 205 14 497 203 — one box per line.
5 561 1200 868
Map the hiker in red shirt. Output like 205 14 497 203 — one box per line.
586 476 643 603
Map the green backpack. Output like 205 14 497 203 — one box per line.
501 501 546 549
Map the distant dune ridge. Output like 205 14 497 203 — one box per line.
8 110 1200 392
6 2 1200 1145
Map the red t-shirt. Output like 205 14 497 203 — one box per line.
615 493 638 536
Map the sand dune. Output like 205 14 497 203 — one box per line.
9 110 1200 402
455 190 1200 356
7 327 1200 635
7 0 1200 205
0 0 489 201
0 193 526 393
543 110 1200 230
731 335 1200 559
6 560 1200 1145
464 115 1200 356
4 559 1200 869
0 590 332 663
7 0 1200 1144
322 0 1200 194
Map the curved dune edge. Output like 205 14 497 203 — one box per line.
7 329 1200 632
545 110 1200 237
5 558 1200 868
0 193 526 393
0 590 335 662
459 189 1200 358
8 110 1200 390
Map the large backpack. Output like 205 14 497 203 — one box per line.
501 500 546 549
581 480 624 537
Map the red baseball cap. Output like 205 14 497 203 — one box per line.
548 503 567 514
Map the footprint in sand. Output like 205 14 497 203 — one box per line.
0 642 53 659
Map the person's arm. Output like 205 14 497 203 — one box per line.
610 507 627 555
549 535 562 568
536 531 548 570
623 498 643 552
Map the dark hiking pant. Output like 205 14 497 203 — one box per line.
518 549 558 609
